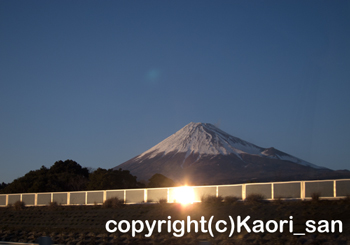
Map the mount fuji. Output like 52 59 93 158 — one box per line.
115 122 348 185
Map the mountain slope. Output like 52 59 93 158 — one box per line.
115 122 346 185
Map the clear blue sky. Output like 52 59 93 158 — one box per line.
1 1 349 184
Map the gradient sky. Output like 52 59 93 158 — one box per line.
1 1 350 184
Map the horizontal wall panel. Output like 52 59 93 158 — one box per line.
37 193 51 205
147 189 167 203
168 186 217 203
193 186 217 202
1 179 349 207
106 190 124 202
22 194 35 205
8 195 21 205
126 190 144 203
246 184 272 199
305 181 333 197
53 193 67 205
218 185 242 199
0 195 6 205
274 182 300 198
336 180 350 197
70 192 85 205
87 191 104 204
168 188 177 203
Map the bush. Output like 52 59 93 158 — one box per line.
339 195 350 204
224 196 239 204
311 193 320 202
158 198 167 204
245 194 265 204
13 200 25 210
103 197 124 208
201 195 223 204
272 196 283 205
48 201 60 210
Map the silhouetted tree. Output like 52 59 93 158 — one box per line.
0 182 8 191
148 173 176 188
0 160 143 194
1 160 89 193
87 168 141 190
47 160 89 191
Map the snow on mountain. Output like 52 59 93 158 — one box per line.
260 147 324 169
136 122 262 159
115 122 344 184
134 122 324 169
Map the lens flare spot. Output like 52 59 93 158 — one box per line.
174 186 195 205
146 69 161 84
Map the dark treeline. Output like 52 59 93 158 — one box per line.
0 160 177 194
147 173 176 188
0 160 144 194
0 182 7 191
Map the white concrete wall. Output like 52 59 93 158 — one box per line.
0 179 349 207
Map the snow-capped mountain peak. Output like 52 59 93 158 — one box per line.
136 122 262 160
116 122 335 184
135 122 324 169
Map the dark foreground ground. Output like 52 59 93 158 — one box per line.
1 198 350 244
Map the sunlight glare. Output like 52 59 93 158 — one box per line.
174 186 195 205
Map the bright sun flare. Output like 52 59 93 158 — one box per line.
174 186 195 205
